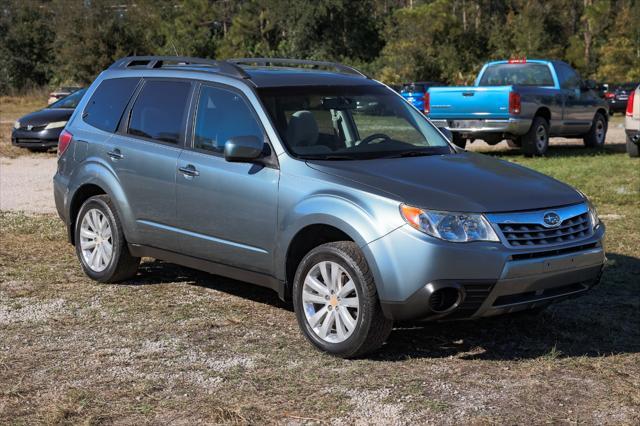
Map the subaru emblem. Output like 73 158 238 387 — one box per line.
543 212 561 227
27 125 33 131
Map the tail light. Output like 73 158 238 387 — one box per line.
423 92 430 115
627 90 635 117
604 92 615 99
58 129 73 157
509 92 521 115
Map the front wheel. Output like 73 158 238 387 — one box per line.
75 195 140 283
521 116 549 157
583 112 607 148
293 242 393 358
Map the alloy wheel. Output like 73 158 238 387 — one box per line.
302 260 360 343
80 208 113 272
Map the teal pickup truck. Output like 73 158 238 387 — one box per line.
428 59 609 156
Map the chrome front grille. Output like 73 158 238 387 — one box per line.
486 203 594 248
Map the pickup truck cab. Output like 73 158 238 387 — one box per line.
428 59 609 156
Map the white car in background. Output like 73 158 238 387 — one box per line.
626 84 639 157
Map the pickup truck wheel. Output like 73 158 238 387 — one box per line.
75 195 140 283
522 116 549 157
293 241 393 358
583 112 607 148
627 134 639 157
452 133 467 149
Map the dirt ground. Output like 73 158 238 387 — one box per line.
1 106 638 423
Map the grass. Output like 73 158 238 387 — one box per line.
1 145 639 423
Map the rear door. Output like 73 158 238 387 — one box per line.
175 83 279 275
107 78 194 250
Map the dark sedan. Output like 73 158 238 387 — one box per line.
605 83 638 115
12 88 86 151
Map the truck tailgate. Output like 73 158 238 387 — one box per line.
428 86 512 119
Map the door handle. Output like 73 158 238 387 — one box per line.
462 92 475 97
178 164 200 177
107 148 124 160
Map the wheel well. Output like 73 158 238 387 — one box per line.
596 108 608 121
284 224 353 301
535 107 551 122
69 184 106 245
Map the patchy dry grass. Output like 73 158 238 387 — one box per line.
1 139 639 423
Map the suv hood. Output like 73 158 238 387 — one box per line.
306 152 584 213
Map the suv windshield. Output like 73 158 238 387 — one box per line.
479 63 554 87
50 88 87 109
258 85 452 160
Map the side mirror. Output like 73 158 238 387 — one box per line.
438 127 453 142
224 136 264 163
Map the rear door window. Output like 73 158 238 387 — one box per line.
556 63 581 90
83 78 140 132
128 80 192 145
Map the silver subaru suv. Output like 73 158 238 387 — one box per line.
54 56 606 357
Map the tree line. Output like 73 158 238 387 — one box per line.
1 0 638 93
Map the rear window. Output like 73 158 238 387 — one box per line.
478 63 554 87
83 78 140 132
128 80 192 144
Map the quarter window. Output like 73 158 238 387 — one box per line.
193 86 263 154
83 78 140 132
128 80 192 144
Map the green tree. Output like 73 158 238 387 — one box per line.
597 0 640 81
0 0 55 92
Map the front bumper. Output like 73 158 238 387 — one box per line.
11 128 61 149
429 117 531 138
367 222 605 322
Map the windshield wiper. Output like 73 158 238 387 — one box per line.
383 150 440 159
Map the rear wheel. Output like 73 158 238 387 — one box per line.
627 134 639 157
75 195 140 283
521 116 549 157
583 112 607 148
293 241 393 358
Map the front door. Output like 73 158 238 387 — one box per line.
175 84 279 275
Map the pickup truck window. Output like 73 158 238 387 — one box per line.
556 62 581 90
479 63 554 87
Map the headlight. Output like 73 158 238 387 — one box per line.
400 204 499 242
587 200 600 229
44 121 67 130
13 121 20 129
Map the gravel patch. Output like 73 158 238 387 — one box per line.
0 156 57 213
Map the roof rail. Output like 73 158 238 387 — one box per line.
228 58 369 78
108 56 250 80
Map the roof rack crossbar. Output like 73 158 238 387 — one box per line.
228 58 368 78
109 56 250 79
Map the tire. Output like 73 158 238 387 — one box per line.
627 134 640 158
74 195 140 283
583 112 607 148
521 116 549 157
452 133 467 149
292 241 393 358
